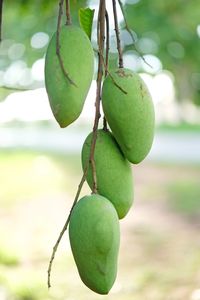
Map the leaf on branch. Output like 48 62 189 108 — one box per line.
79 7 95 40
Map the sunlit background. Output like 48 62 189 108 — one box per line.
0 0 200 300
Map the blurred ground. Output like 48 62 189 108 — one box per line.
0 150 200 300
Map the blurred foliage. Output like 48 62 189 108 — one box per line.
123 0 200 104
4 270 48 300
2 0 87 66
0 150 81 207
1 0 200 104
157 122 200 132
0 245 19 266
167 180 200 217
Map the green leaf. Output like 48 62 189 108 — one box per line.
79 8 95 40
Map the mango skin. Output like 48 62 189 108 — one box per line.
45 25 94 127
81 129 133 219
69 194 120 295
102 68 155 164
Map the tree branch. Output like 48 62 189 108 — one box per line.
56 0 76 86
112 0 123 68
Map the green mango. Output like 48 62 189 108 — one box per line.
102 68 155 164
69 194 120 295
45 25 94 127
81 129 133 219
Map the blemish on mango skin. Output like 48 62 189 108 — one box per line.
53 103 61 115
97 261 107 275
115 69 133 78
139 82 146 99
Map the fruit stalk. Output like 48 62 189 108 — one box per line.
56 0 76 86
96 9 127 95
65 0 72 25
112 0 123 68
103 9 109 131
0 0 3 42
89 0 105 193
105 10 109 77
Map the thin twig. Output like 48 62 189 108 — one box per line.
90 0 105 193
65 0 72 25
117 0 152 68
112 0 123 68
47 163 89 289
56 0 76 86
117 0 136 43
0 0 3 42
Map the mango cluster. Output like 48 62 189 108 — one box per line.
45 24 155 295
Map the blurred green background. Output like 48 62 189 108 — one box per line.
0 1 200 300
